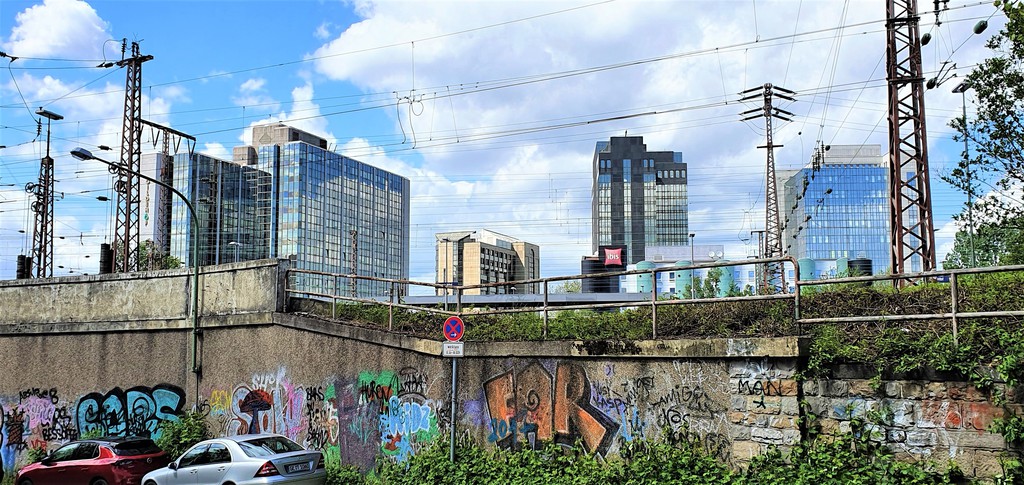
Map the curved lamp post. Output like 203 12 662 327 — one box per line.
71 147 202 375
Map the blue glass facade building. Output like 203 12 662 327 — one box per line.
170 124 410 297
782 145 890 276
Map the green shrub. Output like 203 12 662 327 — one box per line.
325 462 364 484
79 427 105 440
26 445 48 464
155 411 211 459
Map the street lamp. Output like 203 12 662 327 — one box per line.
952 80 977 267
71 147 202 374
228 241 245 263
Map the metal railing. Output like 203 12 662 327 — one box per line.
793 263 1024 346
285 259 1024 340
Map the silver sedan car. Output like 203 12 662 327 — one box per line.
142 434 326 485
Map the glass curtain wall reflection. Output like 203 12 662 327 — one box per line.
591 136 688 265
169 125 411 298
782 145 890 275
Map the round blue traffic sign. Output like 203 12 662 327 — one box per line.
443 316 464 341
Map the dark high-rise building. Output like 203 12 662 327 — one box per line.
591 136 688 265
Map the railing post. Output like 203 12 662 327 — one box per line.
543 281 549 338
651 269 658 339
332 274 337 320
951 272 959 348
792 258 801 335
389 281 395 331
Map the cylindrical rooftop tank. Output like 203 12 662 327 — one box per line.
636 261 655 293
836 257 849 276
798 258 815 281
99 243 114 275
673 260 693 299
717 261 734 298
849 258 873 277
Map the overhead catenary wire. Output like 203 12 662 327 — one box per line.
0 0 999 276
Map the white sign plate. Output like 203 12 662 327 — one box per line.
442 342 464 357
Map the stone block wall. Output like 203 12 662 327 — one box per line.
804 377 1018 477
727 359 802 462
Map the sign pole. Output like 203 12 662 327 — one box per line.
441 315 465 463
450 356 457 462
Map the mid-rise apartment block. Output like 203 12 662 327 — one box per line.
435 230 539 295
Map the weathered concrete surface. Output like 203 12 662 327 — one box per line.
0 259 287 325
0 262 1011 480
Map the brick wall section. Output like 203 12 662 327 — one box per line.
728 359 802 463
804 377 1018 477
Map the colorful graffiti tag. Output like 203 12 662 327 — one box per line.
1 384 186 477
205 367 442 468
76 384 186 439
484 361 619 455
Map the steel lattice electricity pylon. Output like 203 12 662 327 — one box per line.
886 0 936 279
112 41 153 272
140 118 196 261
741 83 795 293
27 108 63 278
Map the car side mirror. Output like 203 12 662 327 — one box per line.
168 462 178 470
40 455 55 466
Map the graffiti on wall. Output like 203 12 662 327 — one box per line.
598 361 732 460
1 384 186 476
76 385 186 439
303 384 339 451
207 367 441 468
735 359 789 411
484 361 619 455
356 368 441 463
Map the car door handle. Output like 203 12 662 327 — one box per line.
217 466 226 471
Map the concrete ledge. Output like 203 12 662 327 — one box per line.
274 312 442 356
274 312 810 359
0 318 188 334
0 309 809 360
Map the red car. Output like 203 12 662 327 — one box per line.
15 437 171 485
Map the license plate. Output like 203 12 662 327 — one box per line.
286 463 311 473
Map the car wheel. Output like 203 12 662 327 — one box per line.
91 479 109 485
18 479 32 485
144 481 158 485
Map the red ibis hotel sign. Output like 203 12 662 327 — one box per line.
603 247 623 266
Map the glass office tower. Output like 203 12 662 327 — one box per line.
782 145 890 275
170 153 263 267
170 124 411 297
592 136 688 265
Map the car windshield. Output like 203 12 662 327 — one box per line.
113 440 162 456
238 437 304 457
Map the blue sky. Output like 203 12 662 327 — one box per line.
0 0 1006 282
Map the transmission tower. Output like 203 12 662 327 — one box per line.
886 0 936 278
112 41 153 272
140 118 196 262
27 108 63 278
740 83 795 293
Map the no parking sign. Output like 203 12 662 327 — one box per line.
443 316 464 341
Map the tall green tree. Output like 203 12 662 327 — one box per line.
944 1 1024 266
138 239 183 270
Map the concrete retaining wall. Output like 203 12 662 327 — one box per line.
0 262 1014 479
